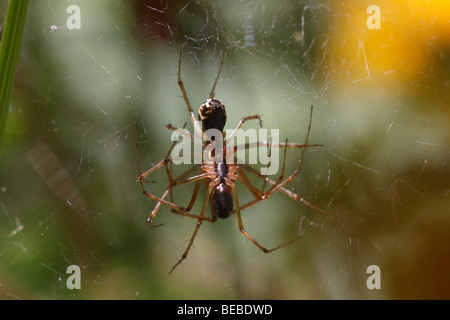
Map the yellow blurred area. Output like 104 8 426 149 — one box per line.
329 1 450 97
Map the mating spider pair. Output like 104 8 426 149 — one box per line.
136 51 330 273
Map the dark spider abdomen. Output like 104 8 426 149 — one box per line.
212 183 233 219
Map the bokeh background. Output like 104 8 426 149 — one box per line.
0 0 448 299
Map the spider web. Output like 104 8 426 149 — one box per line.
0 0 449 299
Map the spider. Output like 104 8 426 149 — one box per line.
136 51 331 273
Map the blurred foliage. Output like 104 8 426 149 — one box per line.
0 0 28 148
0 0 448 299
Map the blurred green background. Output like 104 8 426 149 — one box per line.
0 0 448 299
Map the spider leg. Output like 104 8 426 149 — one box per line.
170 165 202 210
232 165 268 212
143 171 215 226
145 187 171 228
233 106 317 200
208 185 219 221
229 112 331 217
209 50 227 99
264 105 314 196
177 52 202 137
166 123 203 146
137 123 216 225
170 178 221 273
231 147 331 217
170 171 217 223
239 163 333 217
262 138 289 196
232 141 323 151
229 107 333 217
135 123 176 225
137 158 165 184
228 179 298 253
136 123 183 226
231 137 288 201
235 167 262 199
227 140 322 166
225 115 263 145
136 123 180 183
260 136 272 193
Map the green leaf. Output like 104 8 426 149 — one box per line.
0 0 29 152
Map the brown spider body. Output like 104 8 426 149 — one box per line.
196 95 235 219
136 51 332 273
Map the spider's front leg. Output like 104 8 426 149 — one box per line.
225 115 263 145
